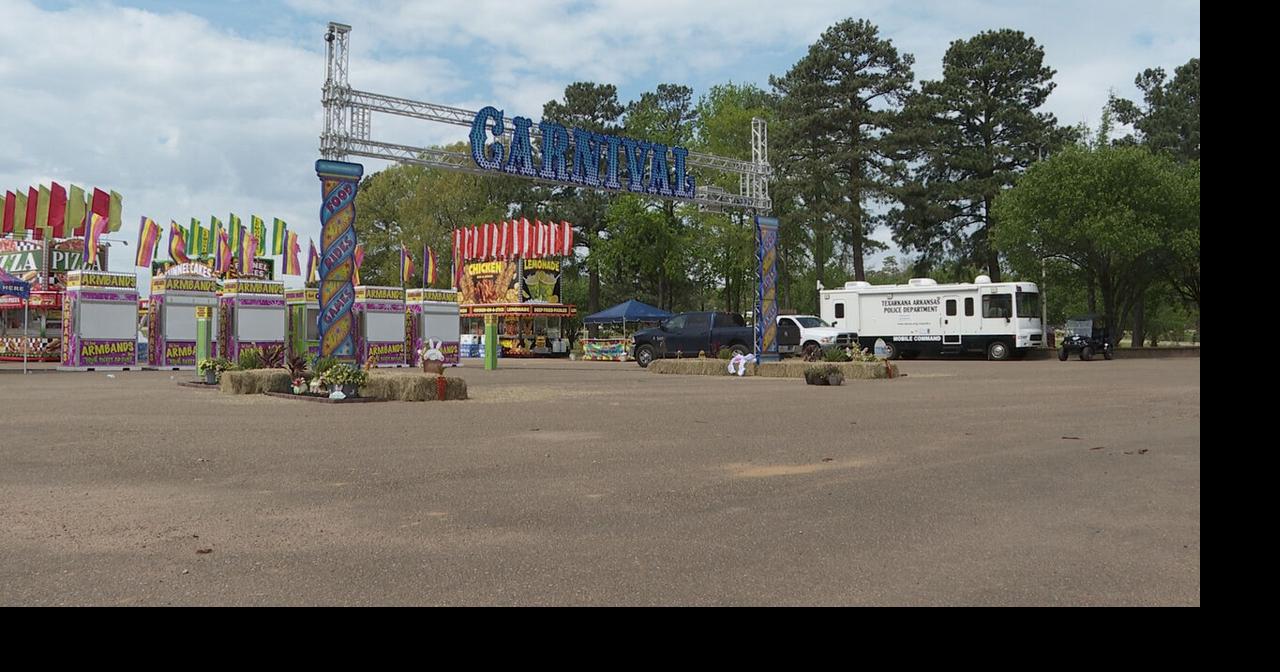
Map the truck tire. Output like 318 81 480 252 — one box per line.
1058 346 1069 361
635 345 656 368
881 341 899 360
987 340 1011 361
1102 348 1113 360
802 341 821 360
730 344 750 357
1080 346 1094 361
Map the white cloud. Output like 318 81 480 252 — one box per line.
3 0 1198 282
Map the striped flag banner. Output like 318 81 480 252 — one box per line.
216 229 232 274
306 239 320 285
169 221 191 263
84 213 109 267
400 244 414 285
285 231 301 275
272 218 287 255
251 215 266 256
353 244 364 286
136 217 160 267
423 245 437 287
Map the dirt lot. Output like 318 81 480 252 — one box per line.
0 358 1200 605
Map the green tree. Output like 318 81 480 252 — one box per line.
993 145 1195 344
622 84 700 310
541 82 626 313
1109 58 1200 162
353 143 520 286
770 18 915 286
893 29 1071 282
691 82 777 314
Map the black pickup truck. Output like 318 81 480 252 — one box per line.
632 311 754 367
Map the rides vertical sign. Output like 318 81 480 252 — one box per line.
315 160 363 361
755 216 779 362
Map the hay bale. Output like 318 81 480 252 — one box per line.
649 358 897 380
220 368 292 394
360 371 468 401
648 359 749 376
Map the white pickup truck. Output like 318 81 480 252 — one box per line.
776 315 859 358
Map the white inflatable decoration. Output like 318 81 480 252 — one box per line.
727 352 757 376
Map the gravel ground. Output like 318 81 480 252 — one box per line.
0 357 1200 606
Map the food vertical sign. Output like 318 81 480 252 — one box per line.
754 216 779 362
315 160 363 361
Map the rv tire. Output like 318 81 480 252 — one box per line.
987 340 1011 361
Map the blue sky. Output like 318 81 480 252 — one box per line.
3 0 1200 284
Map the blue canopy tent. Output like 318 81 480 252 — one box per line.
0 268 33 373
583 299 672 333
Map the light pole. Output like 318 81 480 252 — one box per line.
1041 256 1049 347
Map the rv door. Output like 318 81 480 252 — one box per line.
941 295 962 346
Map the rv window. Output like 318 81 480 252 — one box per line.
965 298 974 317
1016 292 1041 319
983 294 1013 319
946 300 957 316
835 303 845 319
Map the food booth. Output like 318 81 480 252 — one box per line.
286 287 320 360
218 279 285 361
580 299 672 361
459 258 575 357
0 238 107 362
407 288 461 366
59 270 139 370
353 285 406 367
148 265 220 369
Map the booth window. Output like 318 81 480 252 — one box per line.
965 298 974 316
834 303 845 319
983 294 1013 319
306 307 320 341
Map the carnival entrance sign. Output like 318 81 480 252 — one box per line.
316 22 779 361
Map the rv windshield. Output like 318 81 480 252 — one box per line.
796 317 831 328
1016 292 1041 319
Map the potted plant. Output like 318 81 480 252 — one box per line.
321 363 368 397
198 358 220 384
804 364 844 386
419 339 446 375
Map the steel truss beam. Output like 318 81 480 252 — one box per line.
322 22 771 213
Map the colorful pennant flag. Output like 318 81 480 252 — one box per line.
306 239 320 285
2 192 14 235
169 221 191 263
272 218 287 255
14 190 29 237
216 229 232 274
84 213 109 268
136 217 160 267
285 231 301 275
210 216 224 258
49 182 67 238
241 232 257 275
107 190 122 232
229 214 242 250
424 245 438 287
251 215 266 256
67 185 86 238
400 245 414 286
34 185 51 240
353 244 364 286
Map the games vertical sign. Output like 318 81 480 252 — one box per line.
315 160 363 361
754 216 779 362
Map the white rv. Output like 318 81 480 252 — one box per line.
819 276 1043 360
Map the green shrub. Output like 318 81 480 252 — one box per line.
237 349 265 370
823 347 852 362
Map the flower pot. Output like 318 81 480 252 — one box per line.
826 372 844 386
203 370 217 385
422 360 444 375
340 384 358 397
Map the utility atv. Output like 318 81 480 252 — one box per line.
1059 316 1113 361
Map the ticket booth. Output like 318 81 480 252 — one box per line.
407 288 461 366
59 270 139 370
148 274 220 369
218 279 285 361
286 288 320 360
354 285 406 368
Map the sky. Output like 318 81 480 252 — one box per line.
1 0 1200 285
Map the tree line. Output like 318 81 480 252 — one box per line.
353 19 1200 345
